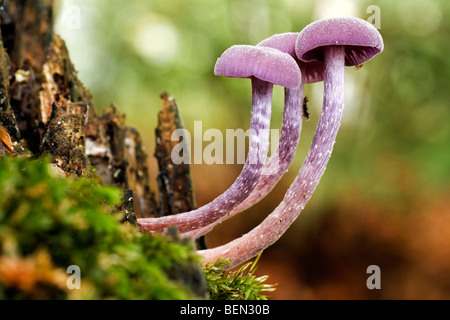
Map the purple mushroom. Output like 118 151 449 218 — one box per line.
137 45 301 234
184 33 324 239
198 17 383 268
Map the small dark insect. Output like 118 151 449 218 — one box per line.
302 96 310 120
354 63 364 70
0 125 15 153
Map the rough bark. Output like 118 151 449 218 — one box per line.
0 0 162 219
0 0 53 153
85 104 158 218
0 0 195 221
0 30 21 154
154 92 204 247
155 92 196 217
0 0 206 298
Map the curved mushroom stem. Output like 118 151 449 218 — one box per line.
183 83 303 239
198 46 345 268
138 77 273 234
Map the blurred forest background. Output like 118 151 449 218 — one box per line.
54 0 450 299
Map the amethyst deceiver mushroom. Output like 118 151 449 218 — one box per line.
198 17 383 268
184 33 324 239
137 45 301 234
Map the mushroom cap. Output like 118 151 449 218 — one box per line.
295 17 384 66
257 32 298 57
214 45 301 88
257 32 324 84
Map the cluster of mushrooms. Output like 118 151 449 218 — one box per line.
138 17 384 269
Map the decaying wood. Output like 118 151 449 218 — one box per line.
0 0 197 223
40 101 89 175
35 34 91 175
0 0 207 296
38 34 95 124
85 105 158 218
154 93 205 248
0 32 23 154
0 33 16 156
0 0 53 153
155 92 196 217
0 0 53 73
120 189 138 226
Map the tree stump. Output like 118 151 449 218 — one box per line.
0 0 195 220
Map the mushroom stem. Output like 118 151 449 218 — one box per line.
198 46 345 268
183 83 303 239
138 77 273 234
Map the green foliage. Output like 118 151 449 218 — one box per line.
0 156 205 299
204 253 276 300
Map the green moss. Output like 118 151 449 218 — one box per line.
0 155 275 300
0 156 206 299
203 253 276 300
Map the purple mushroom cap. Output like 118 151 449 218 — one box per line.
214 45 301 88
257 32 299 57
257 32 324 84
295 17 384 66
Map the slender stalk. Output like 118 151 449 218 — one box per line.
183 84 303 239
138 77 273 234
198 46 345 268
